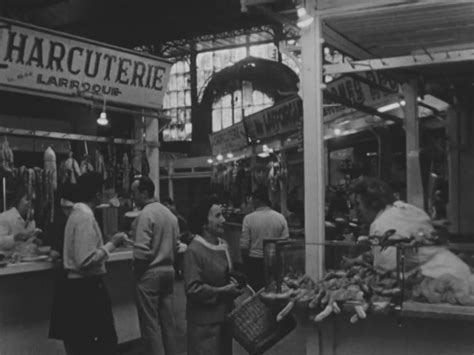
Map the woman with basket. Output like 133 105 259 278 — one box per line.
183 195 243 355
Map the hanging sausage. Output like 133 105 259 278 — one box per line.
122 153 130 193
80 142 94 174
95 148 107 180
44 146 57 223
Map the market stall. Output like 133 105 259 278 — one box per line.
0 17 171 353
282 1 474 354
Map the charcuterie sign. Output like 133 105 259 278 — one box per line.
0 17 171 109
209 121 248 156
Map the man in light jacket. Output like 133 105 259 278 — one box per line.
131 176 179 355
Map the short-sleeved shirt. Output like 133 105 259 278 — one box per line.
241 207 289 258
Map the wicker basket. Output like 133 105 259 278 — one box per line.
227 289 297 355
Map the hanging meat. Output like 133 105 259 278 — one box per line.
61 150 81 184
44 146 57 223
122 153 130 193
80 154 94 174
0 137 14 171
95 148 107 180
132 149 141 176
23 168 36 200
106 138 117 188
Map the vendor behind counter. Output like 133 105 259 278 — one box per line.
0 186 41 252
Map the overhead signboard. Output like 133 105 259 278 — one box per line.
0 17 171 109
244 95 302 142
323 72 400 122
209 121 248 156
240 0 281 11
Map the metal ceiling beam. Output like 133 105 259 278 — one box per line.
324 48 474 75
323 91 403 125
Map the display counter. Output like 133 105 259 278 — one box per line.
0 249 138 355
287 309 474 355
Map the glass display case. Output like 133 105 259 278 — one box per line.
263 239 305 292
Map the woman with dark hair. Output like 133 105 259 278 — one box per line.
352 177 470 279
0 185 41 250
48 172 127 355
183 195 242 355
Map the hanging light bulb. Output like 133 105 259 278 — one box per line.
97 97 109 126
296 5 314 28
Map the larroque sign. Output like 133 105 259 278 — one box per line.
0 17 171 109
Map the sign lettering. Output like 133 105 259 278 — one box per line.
324 72 399 122
0 17 171 109
244 95 302 141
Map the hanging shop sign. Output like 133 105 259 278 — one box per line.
0 17 171 109
244 95 302 142
209 121 248 156
323 72 399 122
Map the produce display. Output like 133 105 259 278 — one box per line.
261 253 399 324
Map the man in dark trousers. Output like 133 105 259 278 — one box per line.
240 185 289 291
131 176 179 355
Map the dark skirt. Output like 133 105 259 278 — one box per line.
49 271 117 345
187 321 233 355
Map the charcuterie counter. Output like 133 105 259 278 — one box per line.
0 248 139 355
0 249 133 276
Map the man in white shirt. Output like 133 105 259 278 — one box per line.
240 185 289 290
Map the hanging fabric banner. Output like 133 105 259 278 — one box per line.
244 95 302 142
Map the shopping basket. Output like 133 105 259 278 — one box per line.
227 288 297 355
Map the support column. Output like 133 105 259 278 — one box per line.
145 115 160 199
403 79 424 209
302 3 325 280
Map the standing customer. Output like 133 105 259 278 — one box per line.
240 185 289 290
183 195 242 355
49 172 127 355
131 176 179 355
